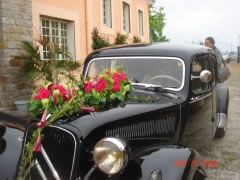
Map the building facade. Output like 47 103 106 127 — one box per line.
0 0 149 107
32 0 149 61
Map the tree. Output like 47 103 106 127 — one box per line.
149 6 169 42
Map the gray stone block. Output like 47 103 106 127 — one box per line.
1 17 15 25
0 0 32 107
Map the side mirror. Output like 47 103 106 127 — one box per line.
0 123 6 139
191 70 212 83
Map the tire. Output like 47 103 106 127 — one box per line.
215 126 226 139
0 123 6 138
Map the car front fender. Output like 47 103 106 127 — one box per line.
83 145 206 180
131 145 205 180
0 123 24 179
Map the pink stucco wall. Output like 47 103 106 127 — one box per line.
32 0 149 63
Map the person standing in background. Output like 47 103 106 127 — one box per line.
205 36 231 83
204 37 223 68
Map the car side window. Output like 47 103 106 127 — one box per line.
191 55 212 95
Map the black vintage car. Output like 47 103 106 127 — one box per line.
0 43 230 180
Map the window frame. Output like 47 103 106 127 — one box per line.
40 17 75 60
103 0 112 28
122 2 131 33
138 10 144 36
85 56 186 91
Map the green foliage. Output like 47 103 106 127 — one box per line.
91 28 111 50
133 36 141 43
14 40 80 83
114 32 128 45
149 7 169 42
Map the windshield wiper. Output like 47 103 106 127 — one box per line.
131 83 167 93
131 82 180 100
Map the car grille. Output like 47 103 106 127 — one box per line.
85 108 179 150
24 125 77 180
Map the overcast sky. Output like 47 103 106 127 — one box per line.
155 0 240 53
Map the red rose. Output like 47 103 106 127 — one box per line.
50 84 69 101
84 81 94 93
34 88 50 100
120 72 128 81
95 78 107 92
112 72 121 83
112 82 121 92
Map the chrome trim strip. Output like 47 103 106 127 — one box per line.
41 147 61 180
52 125 77 180
84 56 186 91
103 137 126 151
189 93 212 104
35 159 48 180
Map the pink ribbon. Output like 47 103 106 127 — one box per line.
37 109 49 128
33 135 42 152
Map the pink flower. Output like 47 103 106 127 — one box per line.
95 78 107 92
33 135 42 152
84 81 94 93
34 88 50 100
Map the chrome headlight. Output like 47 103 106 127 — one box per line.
93 137 128 175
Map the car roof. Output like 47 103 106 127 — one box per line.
85 42 213 63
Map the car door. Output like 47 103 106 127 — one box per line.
182 54 215 147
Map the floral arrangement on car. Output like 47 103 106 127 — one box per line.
18 67 131 179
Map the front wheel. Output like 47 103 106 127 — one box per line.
214 112 228 139
215 127 226 139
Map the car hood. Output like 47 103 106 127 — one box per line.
69 91 184 138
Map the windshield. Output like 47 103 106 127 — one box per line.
85 57 185 91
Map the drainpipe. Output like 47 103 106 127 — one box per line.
84 0 89 55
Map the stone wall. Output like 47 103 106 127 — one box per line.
0 0 33 107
